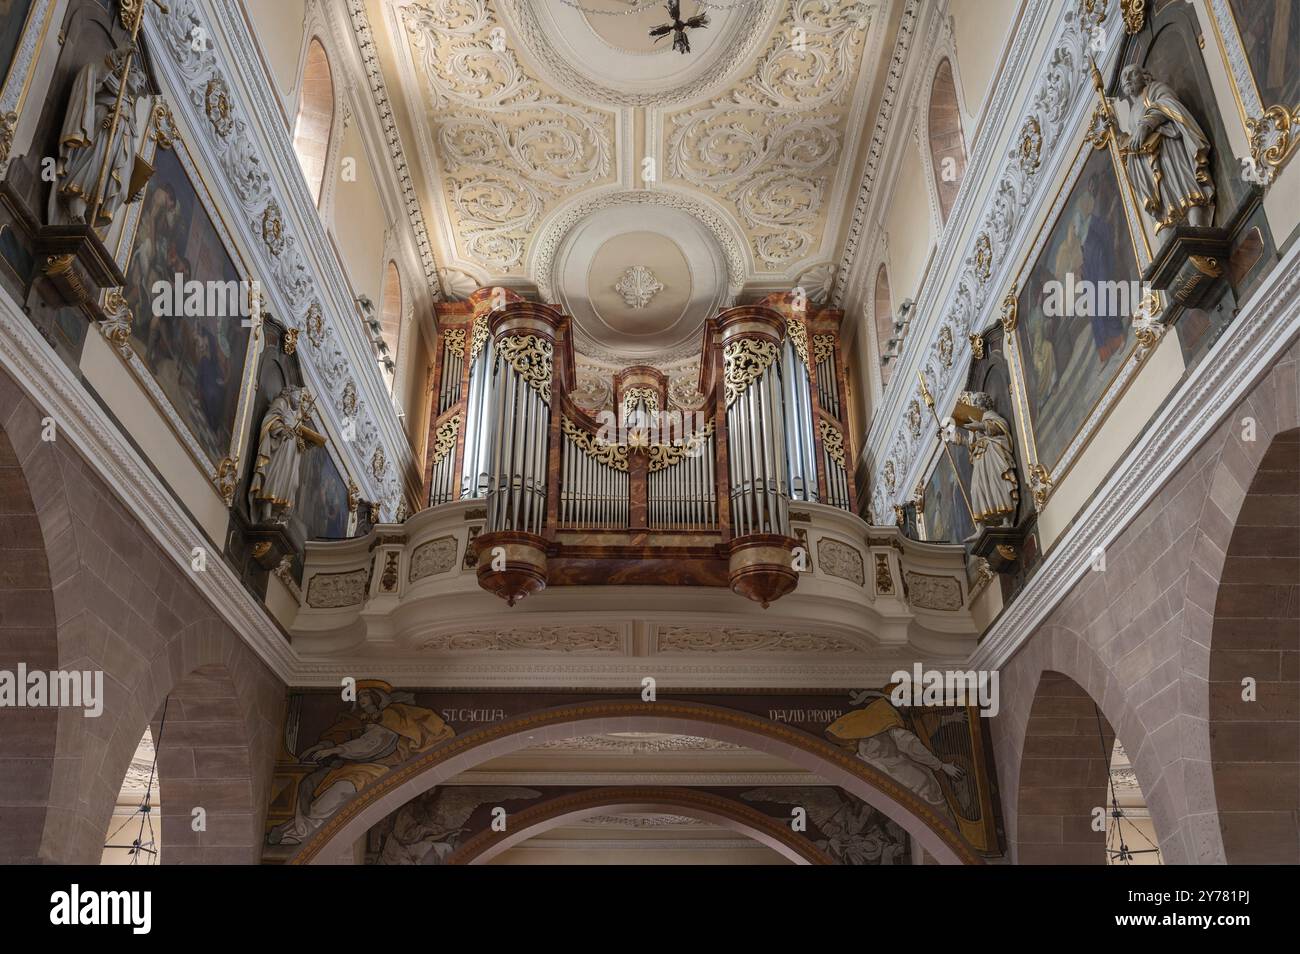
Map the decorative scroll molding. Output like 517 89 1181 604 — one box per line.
441 327 466 356
724 337 780 407
647 421 715 474
656 627 860 654
497 334 554 401
902 571 963 611
409 535 459 581
665 0 875 268
562 416 629 471
622 386 660 419
430 414 460 466
812 334 836 363
400 0 614 274
816 538 864 586
306 569 370 609
418 627 621 653
819 419 846 469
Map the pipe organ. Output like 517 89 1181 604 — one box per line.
423 291 854 607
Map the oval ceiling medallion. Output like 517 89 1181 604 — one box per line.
552 204 730 361
499 0 784 106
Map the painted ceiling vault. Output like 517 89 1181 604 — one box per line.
379 0 884 370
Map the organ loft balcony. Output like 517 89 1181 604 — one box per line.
288 291 987 682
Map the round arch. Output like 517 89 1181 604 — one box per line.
287 700 984 865
445 787 834 866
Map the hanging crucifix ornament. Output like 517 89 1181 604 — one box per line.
649 0 710 54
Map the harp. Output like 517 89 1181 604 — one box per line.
907 705 1000 853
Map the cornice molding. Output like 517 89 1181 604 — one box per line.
0 293 297 682
971 238 1300 670
341 0 444 303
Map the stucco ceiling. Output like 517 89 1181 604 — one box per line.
378 0 884 365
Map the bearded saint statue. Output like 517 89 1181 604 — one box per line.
48 43 149 228
1117 64 1216 234
248 386 327 525
942 391 1019 528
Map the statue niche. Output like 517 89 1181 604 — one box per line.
248 385 328 526
46 42 151 229
1117 64 1215 234
941 391 1019 530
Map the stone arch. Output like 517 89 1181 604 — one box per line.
445 787 834 866
0 422 60 863
288 701 987 865
1014 670 1117 863
1208 427 1299 863
991 349 1300 864
0 369 284 863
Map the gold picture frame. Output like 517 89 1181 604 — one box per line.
103 98 265 506
1001 126 1156 511
1206 0 1300 183
0 0 58 167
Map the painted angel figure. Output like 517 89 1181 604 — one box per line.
48 43 149 228
942 391 1019 528
1117 64 1216 233
826 689 967 822
267 681 455 847
375 787 541 865
248 386 327 525
741 787 909 865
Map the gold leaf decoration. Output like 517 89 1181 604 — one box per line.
562 416 628 471
723 337 779 407
497 334 554 400
819 419 846 469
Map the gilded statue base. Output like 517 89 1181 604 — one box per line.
1143 225 1231 309
33 224 126 308
970 524 1031 576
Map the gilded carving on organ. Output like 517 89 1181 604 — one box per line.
248 386 327 525
1117 65 1216 233
48 44 150 227
942 391 1019 528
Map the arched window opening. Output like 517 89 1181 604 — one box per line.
292 39 334 205
928 58 967 223
1105 738 1163 865
874 265 897 387
378 262 402 392
102 725 162 865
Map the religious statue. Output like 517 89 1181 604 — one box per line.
942 391 1019 528
268 681 455 847
1117 64 1216 234
248 386 327 525
47 43 150 228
